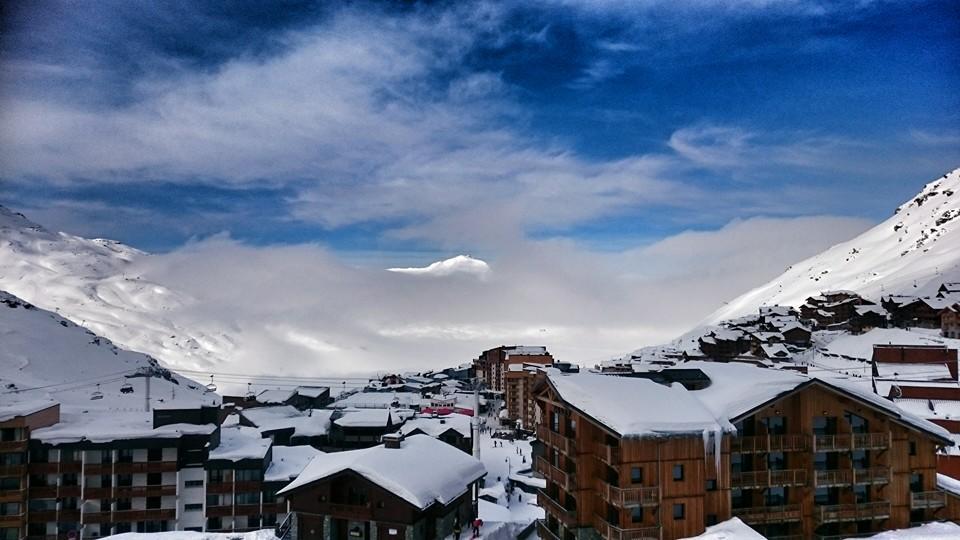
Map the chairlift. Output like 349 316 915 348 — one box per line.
120 382 134 394
244 382 255 400
205 375 217 393
90 384 104 401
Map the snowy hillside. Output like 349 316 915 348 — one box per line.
0 205 234 370
706 168 960 324
0 290 215 414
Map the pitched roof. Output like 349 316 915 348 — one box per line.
278 434 485 509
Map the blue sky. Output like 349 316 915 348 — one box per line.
1 0 958 256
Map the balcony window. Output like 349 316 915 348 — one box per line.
146 497 161 510
672 464 684 481
630 467 643 484
550 412 559 433
208 517 223 531
852 450 870 470
765 487 786 506
814 416 837 436
813 452 837 472
99 499 110 512
0 477 20 490
762 416 787 435
263 489 278 503
854 485 870 504
705 479 717 491
29 473 49 487
1 452 25 466
185 480 204 488
147 448 163 462
208 469 226 484
116 498 132 511
29 448 48 463
815 487 838 506
735 418 756 436
0 428 23 442
910 473 922 493
147 473 162 486
28 499 56 512
236 469 262 482
631 506 643 523
99 450 112 464
1 527 19 540
0 503 21 517
672 503 685 520
844 412 868 434
60 449 77 463
117 474 133 487
118 449 134 463
185 504 202 512
236 492 259 505
767 452 786 471
115 523 131 534
206 494 222 507
347 486 368 506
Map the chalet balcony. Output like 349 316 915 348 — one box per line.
536 426 576 455
910 491 947 510
536 456 576 491
315 501 373 521
112 461 177 474
0 464 25 476
813 468 890 487
813 433 889 452
206 482 233 494
537 489 577 527
596 481 659 508
733 504 802 524
0 488 25 503
0 514 25 527
0 440 28 452
111 508 177 521
597 444 620 467
814 501 890 523
82 487 112 499
731 469 806 489
594 515 661 540
730 435 807 454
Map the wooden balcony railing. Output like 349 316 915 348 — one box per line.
597 481 659 508
733 504 802 524
0 464 25 476
0 489 26 503
537 426 576 455
536 456 575 491
0 440 28 452
813 433 889 452
730 435 807 454
815 501 890 523
206 505 235 518
731 469 806 489
910 491 947 510
0 515 25 527
597 445 620 467
537 489 577 526
813 468 889 487
112 461 177 474
536 519 561 540
594 515 661 540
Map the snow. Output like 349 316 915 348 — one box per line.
0 400 58 423
545 369 728 437
331 391 422 409
937 472 960 496
279 434 485 509
875 363 953 381
294 386 329 398
210 424 272 461
706 168 960 324
241 406 333 437
399 413 473 439
0 291 216 429
105 531 278 540
820 328 960 362
257 389 296 404
859 521 960 539
264 445 324 483
32 410 216 445
387 255 490 277
0 205 235 372
473 410 544 528
680 517 765 540
333 408 399 428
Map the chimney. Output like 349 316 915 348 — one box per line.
382 432 404 449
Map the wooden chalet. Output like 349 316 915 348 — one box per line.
534 363 960 540
278 434 484 540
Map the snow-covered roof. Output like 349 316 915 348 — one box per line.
265 445 324 483
760 343 791 359
241 406 334 437
504 346 548 356
0 400 58 423
257 389 296 404
875 362 953 381
210 424 271 462
32 410 216 445
855 304 888 316
294 386 329 398
682 517 765 540
545 370 728 437
279 434 485 509
399 414 472 439
332 391 422 409
333 408 398 428
857 519 960 539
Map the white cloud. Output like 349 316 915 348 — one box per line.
130 214 871 376
387 255 491 277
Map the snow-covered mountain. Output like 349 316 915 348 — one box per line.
0 290 215 412
705 168 960 324
0 205 234 370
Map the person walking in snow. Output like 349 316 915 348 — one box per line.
454 520 462 540
472 518 482 537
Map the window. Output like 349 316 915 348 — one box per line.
98 450 112 464
118 449 133 463
672 503 685 520
206 495 222 508
29 474 49 487
630 506 643 523
851 450 869 470
909 441 917 456
185 480 204 488
100 475 112 488
813 416 837 436
184 504 202 511
0 503 21 517
208 469 226 484
762 416 786 435
147 473 162 486
146 497 161 510
236 492 259 505
117 474 133 487
855 485 870 504
60 449 77 463
766 487 786 506
0 428 22 442
116 498 132 511
767 452 786 471
207 518 222 531
30 448 49 463
62 498 78 511
61 473 78 486
550 411 559 433
910 473 922 493
844 412 868 434
0 478 20 490
630 467 643 484
0 453 24 466
236 469 261 482
672 464 684 481
705 479 717 491
147 448 163 462
1 528 19 540
28 499 55 512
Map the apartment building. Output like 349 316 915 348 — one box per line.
0 403 61 540
506 362 577 431
475 346 553 393
534 362 959 540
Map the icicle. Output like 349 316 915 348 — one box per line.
714 427 723 478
